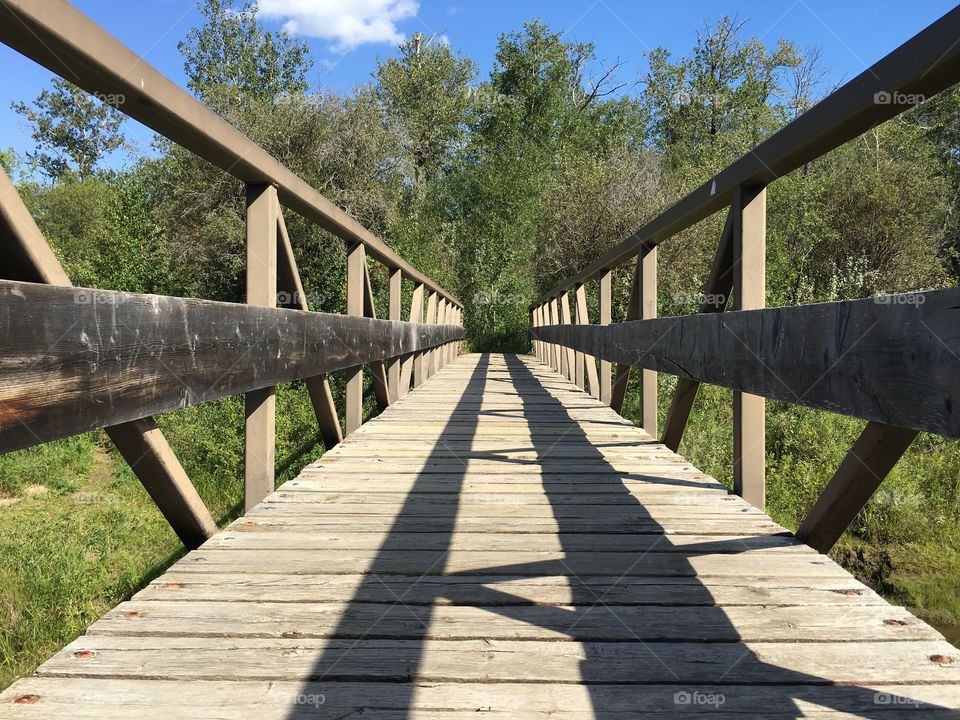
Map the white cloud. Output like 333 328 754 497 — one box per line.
258 0 420 51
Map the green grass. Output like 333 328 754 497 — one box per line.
0 383 327 691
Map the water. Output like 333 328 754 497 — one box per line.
928 618 960 649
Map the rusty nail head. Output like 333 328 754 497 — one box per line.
14 695 40 704
930 654 954 664
124 611 143 619
884 619 907 627
73 650 95 659
165 583 184 589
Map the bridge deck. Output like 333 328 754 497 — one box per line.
3 353 959 717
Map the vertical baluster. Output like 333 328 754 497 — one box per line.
732 186 766 509
244 183 278 510
345 242 366 435
599 271 612 405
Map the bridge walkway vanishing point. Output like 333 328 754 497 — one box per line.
2 353 960 718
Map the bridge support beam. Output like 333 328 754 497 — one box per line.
244 183 278 511
599 271 612 405
732 186 766 510
345 242 366 435
408 283 426 390
797 422 917 553
388 268 402 400
425 290 439 379
559 291 574 382
362 262 391 411
575 284 600 399
611 247 657 437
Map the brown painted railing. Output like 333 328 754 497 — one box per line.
530 7 960 553
0 0 464 548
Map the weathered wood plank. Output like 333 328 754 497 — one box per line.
533 289 960 436
5 678 960 718
0 280 463 451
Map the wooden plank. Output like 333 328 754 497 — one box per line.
733 185 766 509
136 572 880 606
797 422 918 552
362 261 391 412
243 183 277 511
388 267 401 400
559 291 573 380
407 282 425 390
531 288 960 437
610 257 640 413
38 636 959 684
5 677 960 719
344 242 365 434
574 284 600 398
0 280 463 452
85 600 935 642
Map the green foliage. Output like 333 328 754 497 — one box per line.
10 78 125 180
179 0 312 112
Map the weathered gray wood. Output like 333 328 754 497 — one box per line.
6 677 960 719
532 289 960 437
610 256 641 413
599 269 612 405
574 284 599 398
407 282 425 390
732 185 766 510
10 352 960 717
387 267 401 401
244 183 278 511
797 422 918 552
362 261 391 412
0 280 463 452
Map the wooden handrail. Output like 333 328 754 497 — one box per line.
0 0 461 308
535 6 960 304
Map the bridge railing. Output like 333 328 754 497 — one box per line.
531 7 960 553
0 0 464 548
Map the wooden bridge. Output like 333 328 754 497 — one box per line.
1 2 960 717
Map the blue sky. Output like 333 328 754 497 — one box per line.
0 0 956 166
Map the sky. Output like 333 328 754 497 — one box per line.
0 0 956 167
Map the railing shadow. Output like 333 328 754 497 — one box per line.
284 352 959 718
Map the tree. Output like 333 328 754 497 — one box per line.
642 16 800 178
11 78 125 180
376 33 476 191
179 0 312 112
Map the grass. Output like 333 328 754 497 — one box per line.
0 383 328 691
